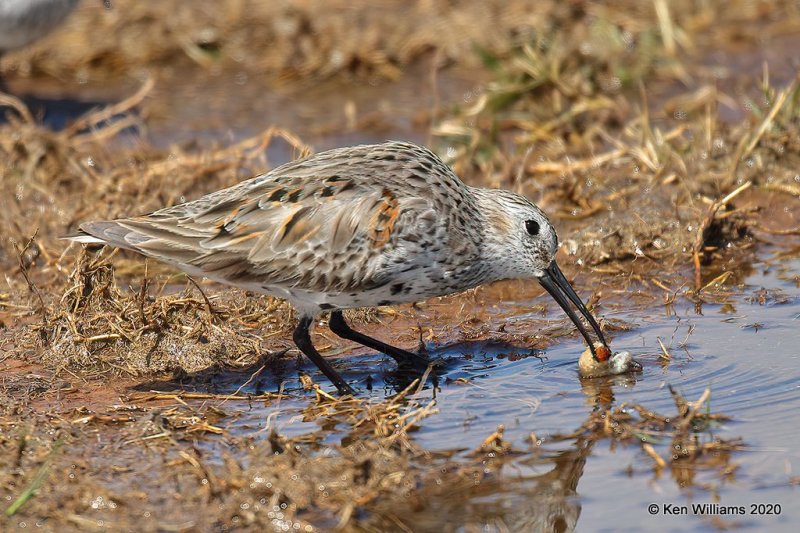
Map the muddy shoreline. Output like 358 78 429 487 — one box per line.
2 1 800 531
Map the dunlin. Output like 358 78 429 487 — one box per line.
71 141 614 394
0 0 79 54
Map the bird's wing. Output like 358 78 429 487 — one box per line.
78 165 439 293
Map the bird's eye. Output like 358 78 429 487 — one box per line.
525 219 540 236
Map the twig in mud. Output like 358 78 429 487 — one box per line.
650 278 674 293
642 442 667 469
691 181 751 291
391 378 421 404
221 362 270 405
74 332 122 344
313 384 339 402
143 126 311 177
470 424 511 455
65 76 155 137
0 92 35 124
754 225 800 236
653 0 677 57
137 263 149 326
412 364 435 396
14 230 48 321
670 385 714 433
763 182 800 197
131 390 279 402
186 275 216 322
728 74 799 180
689 388 712 413
656 337 671 361
527 148 625 174
387 400 438 440
700 271 732 292
426 49 443 147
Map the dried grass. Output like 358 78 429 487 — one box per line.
0 374 741 530
431 2 800 299
1 1 798 528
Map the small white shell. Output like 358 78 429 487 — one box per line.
578 343 639 378
609 351 633 374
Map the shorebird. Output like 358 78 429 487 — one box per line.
70 141 613 394
0 0 80 54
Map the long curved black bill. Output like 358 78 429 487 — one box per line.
538 261 608 360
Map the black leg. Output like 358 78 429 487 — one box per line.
328 311 428 368
293 316 355 395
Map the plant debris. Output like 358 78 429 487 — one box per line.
2 0 800 530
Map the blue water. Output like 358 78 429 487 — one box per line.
193 250 800 532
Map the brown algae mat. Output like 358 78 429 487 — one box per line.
1 0 800 530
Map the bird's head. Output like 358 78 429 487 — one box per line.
473 188 610 361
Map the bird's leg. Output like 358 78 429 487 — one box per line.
293 316 355 395
328 311 429 368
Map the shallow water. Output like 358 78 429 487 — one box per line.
4 35 800 531
179 247 800 531
4 59 482 160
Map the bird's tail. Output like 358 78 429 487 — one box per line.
63 221 145 252
64 231 106 244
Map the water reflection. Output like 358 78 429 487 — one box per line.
119 248 798 531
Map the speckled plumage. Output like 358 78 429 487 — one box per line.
72 141 609 394
76 141 556 314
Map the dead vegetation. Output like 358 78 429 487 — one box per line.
431 0 800 291
29 248 295 375
0 372 740 530
2 0 798 377
574 385 741 482
1 0 587 83
2 0 799 529
0 78 311 272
